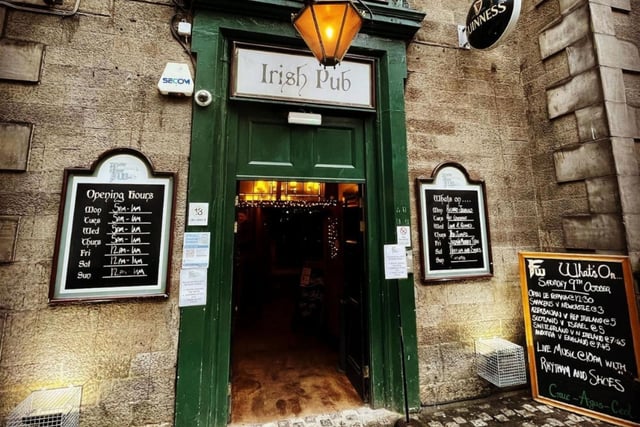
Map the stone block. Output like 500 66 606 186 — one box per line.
440 342 476 380
628 72 640 108
594 34 640 72
585 176 620 213
554 139 616 182
618 175 640 214
611 137 639 175
606 101 638 138
601 67 626 102
566 36 596 76
575 105 609 141
0 39 45 82
129 351 176 377
0 216 20 263
562 213 626 250
559 0 586 13
0 122 32 171
539 4 590 59
624 215 640 251
547 69 602 119
589 2 615 35
590 0 630 11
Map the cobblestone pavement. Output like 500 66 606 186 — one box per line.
229 390 616 427
415 390 613 427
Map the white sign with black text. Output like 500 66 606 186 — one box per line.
384 244 409 280
231 44 374 109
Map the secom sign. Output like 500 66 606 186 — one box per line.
465 0 521 50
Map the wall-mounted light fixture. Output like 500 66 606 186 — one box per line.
292 0 371 67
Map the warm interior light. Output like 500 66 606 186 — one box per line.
239 180 326 202
292 0 365 67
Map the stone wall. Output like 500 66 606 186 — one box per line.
0 1 191 425
521 0 640 289
406 0 639 407
536 0 640 267
405 0 536 405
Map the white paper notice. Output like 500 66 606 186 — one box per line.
397 226 411 247
182 232 210 269
179 268 207 307
188 202 209 226
384 244 408 279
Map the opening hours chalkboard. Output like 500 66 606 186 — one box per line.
519 252 640 426
50 149 175 302
416 162 492 282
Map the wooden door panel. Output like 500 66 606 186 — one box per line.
313 120 362 171
246 121 294 167
342 197 369 402
236 106 365 180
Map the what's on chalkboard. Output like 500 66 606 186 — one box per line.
416 162 492 282
49 148 175 302
519 252 640 426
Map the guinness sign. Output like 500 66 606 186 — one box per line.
465 0 521 50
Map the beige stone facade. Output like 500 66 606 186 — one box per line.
0 1 190 425
0 0 638 425
407 0 536 405
406 0 639 405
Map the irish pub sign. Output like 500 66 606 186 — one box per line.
231 43 375 109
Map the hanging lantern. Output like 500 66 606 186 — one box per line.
292 0 366 67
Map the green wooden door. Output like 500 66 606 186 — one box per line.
233 103 371 402
342 189 369 401
176 12 422 426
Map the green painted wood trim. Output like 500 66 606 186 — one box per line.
174 13 234 427
175 10 420 426
380 41 421 413
367 38 420 413
191 0 425 40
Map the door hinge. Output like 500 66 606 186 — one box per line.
359 220 365 232
363 365 370 379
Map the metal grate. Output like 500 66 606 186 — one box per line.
475 338 527 387
5 386 81 427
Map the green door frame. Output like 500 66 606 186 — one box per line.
175 7 422 427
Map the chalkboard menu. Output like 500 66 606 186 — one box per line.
416 163 492 282
50 149 174 302
519 252 640 426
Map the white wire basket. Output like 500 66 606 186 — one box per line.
5 386 81 427
475 338 527 387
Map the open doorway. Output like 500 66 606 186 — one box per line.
230 180 368 424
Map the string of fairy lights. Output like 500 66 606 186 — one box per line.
327 216 340 259
236 199 339 209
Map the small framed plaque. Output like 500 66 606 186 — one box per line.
50 148 175 302
416 162 492 282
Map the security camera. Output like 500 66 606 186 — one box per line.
194 89 213 107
